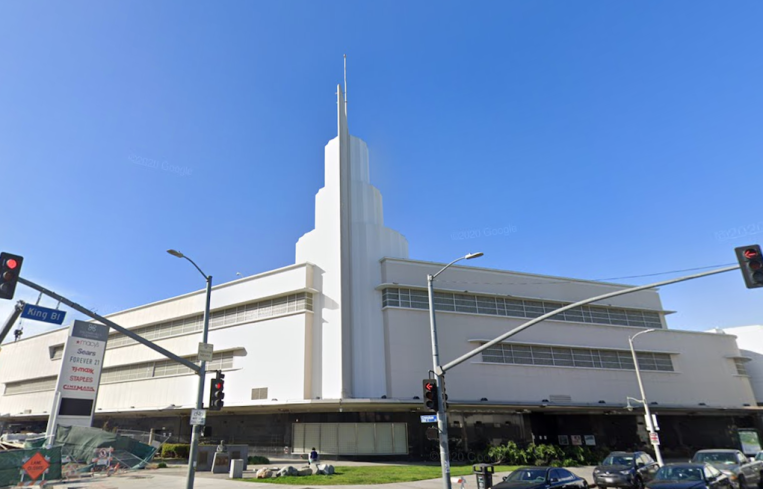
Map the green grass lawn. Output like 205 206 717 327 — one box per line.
241 465 518 485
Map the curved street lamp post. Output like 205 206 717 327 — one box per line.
167 250 213 489
427 252 483 489
628 328 664 467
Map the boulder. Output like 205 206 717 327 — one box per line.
311 465 322 475
277 466 298 477
298 468 313 476
256 468 276 479
324 465 335 475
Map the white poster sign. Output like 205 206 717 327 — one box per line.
49 320 109 431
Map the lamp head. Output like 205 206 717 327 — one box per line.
466 252 484 260
167 249 185 259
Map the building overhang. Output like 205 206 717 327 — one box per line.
2 399 758 423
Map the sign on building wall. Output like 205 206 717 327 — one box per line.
571 435 582 446
49 321 109 431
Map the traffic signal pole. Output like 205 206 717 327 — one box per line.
427 272 451 489
186 274 212 489
17 277 199 372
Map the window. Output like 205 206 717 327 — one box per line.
251 387 268 400
382 288 664 329
96 293 312 351
481 342 674 372
4 376 57 395
734 359 749 376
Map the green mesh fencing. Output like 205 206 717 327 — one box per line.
0 446 62 488
50 425 157 469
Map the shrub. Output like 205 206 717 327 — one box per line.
157 462 168 469
248 455 270 465
161 443 190 459
562 458 578 467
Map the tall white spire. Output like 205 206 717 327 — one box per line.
295 67 408 400
343 54 348 116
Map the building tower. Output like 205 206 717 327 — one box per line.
296 84 409 400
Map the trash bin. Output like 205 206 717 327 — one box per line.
473 463 495 489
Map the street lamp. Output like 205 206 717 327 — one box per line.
628 328 664 467
167 249 213 489
427 252 483 489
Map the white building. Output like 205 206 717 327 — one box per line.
711 326 763 405
0 83 759 458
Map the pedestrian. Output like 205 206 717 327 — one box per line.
309 447 319 466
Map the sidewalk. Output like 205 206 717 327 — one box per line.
44 463 597 489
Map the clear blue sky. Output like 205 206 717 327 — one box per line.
2 1 762 340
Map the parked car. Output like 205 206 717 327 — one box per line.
691 449 763 489
593 451 660 489
646 463 732 489
494 467 588 489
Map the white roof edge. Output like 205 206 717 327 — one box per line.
379 257 652 290
5 262 316 344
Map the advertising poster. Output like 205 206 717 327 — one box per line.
571 435 582 446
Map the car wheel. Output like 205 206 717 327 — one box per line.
739 476 748 489
582 481 589 489
635 477 644 489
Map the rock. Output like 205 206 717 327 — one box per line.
256 468 276 479
277 466 298 477
324 465 335 475
311 465 322 475
298 468 313 476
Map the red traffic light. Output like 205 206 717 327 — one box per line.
5 259 17 269
424 382 435 392
744 249 760 260
215 382 223 389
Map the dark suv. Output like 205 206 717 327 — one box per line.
593 451 660 489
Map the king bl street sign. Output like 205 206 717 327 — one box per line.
21 304 66 325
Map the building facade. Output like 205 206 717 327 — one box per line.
0 84 759 459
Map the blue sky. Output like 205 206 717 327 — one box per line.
1 1 762 340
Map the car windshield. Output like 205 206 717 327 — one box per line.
756 453 763 462
506 469 548 483
693 453 738 464
654 467 703 482
602 455 634 466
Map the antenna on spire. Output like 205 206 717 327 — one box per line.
343 54 348 116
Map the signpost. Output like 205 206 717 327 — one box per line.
20 304 66 325
420 414 438 423
190 409 207 426
197 343 214 362
649 432 660 446
47 320 110 437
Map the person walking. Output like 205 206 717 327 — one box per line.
309 447 319 467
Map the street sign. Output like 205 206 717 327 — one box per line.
190 409 207 426
420 414 437 423
21 304 66 325
22 452 50 481
198 342 214 362
649 432 660 445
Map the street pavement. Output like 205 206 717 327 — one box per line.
44 461 598 489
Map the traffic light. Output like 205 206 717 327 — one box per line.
209 371 225 411
0 253 23 300
423 379 439 412
735 245 763 289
